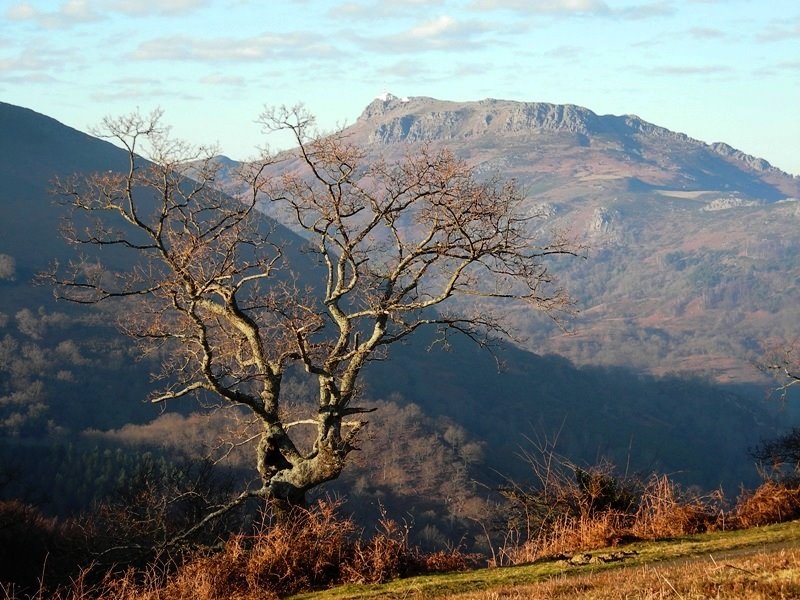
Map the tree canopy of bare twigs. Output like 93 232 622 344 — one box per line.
47 105 577 528
764 343 800 402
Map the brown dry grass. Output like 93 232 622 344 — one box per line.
503 472 727 565
3 479 799 599
733 480 800 529
506 512 632 564
449 547 800 600
0 500 468 600
503 477 800 567
631 475 719 539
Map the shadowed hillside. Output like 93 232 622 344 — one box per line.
0 102 793 530
210 95 800 384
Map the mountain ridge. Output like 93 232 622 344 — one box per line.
352 95 797 198
226 94 800 384
0 99 796 528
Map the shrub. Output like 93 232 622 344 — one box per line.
733 480 800 529
14 499 465 600
632 475 720 539
0 500 59 592
508 511 632 564
344 515 415 584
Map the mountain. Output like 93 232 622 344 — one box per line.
217 95 800 385
0 103 130 278
0 101 792 525
353 95 798 200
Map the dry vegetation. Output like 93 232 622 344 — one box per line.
0 500 470 600
493 458 800 567
3 472 800 599
733 481 800 529
449 547 800 600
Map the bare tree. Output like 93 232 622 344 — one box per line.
751 427 800 482
49 106 577 524
765 343 800 402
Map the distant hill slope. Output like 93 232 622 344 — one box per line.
353 95 799 200
0 102 304 434
216 95 800 384
0 101 790 519
0 102 131 275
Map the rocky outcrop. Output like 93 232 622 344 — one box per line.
352 94 799 200
709 142 779 174
358 95 692 146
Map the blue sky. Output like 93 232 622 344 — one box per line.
2 0 799 173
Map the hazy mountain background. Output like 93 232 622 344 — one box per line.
212 95 800 385
1 98 798 543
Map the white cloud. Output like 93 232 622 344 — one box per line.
357 15 493 53
469 0 674 19
132 32 344 62
6 3 37 20
107 0 209 16
4 0 101 28
408 15 458 38
62 0 95 19
470 0 610 14
199 73 246 87
331 0 447 19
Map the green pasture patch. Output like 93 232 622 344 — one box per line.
290 520 800 599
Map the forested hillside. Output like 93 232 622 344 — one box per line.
0 100 795 542
212 95 800 384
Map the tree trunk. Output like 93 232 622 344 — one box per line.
268 488 307 522
256 427 345 522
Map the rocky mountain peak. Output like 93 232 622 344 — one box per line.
358 92 415 121
348 95 798 199
355 96 694 147
709 142 779 174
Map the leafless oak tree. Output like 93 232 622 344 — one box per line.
765 343 800 402
49 106 577 524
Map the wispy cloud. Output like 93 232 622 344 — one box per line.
615 1 674 20
357 15 493 53
377 60 433 78
469 0 674 19
0 46 73 74
90 76 201 102
686 27 727 39
131 32 345 62
107 0 209 15
5 0 208 29
543 44 584 59
469 0 611 15
199 73 247 87
757 17 800 41
5 0 101 29
644 64 732 76
0 72 60 85
332 0 447 20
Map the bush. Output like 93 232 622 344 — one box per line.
0 500 59 592
498 456 727 565
733 480 800 529
0 499 467 599
632 475 720 538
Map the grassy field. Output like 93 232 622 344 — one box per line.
290 520 800 599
